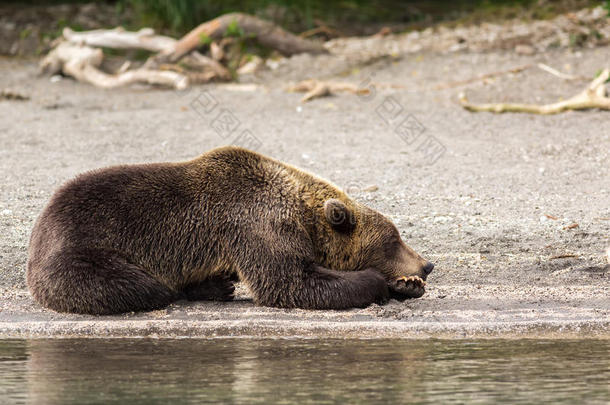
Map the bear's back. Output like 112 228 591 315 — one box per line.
28 146 348 284
197 146 345 203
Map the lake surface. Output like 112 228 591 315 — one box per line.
0 338 608 404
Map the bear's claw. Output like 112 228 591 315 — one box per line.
390 275 426 301
396 275 426 287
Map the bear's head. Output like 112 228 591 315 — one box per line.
320 198 434 299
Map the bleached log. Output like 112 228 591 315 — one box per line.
40 42 187 90
63 27 177 53
40 41 103 75
73 65 188 89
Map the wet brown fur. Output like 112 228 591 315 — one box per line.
27 146 431 314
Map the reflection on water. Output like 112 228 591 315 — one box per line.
0 338 608 404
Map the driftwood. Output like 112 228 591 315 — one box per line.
179 51 232 81
289 79 370 102
459 69 610 114
159 56 231 85
63 27 176 53
41 42 188 90
154 12 327 64
42 13 329 90
157 51 233 84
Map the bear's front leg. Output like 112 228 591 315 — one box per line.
183 275 235 302
244 260 389 310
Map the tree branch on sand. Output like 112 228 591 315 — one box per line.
459 69 610 114
288 79 370 102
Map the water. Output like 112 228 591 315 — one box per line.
0 338 608 404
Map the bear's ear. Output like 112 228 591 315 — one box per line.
324 199 356 234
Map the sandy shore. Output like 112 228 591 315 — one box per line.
1 38 608 339
1 283 608 339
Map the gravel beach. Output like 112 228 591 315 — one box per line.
1 39 608 338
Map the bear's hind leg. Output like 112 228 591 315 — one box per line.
27 248 178 315
183 275 235 301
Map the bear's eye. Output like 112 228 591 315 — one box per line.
382 239 400 259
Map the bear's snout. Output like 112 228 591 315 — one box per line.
423 262 434 276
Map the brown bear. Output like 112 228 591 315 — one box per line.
27 146 433 314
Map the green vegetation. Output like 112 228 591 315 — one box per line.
118 0 603 36
199 33 212 46
120 0 413 35
225 19 245 38
14 1 608 37
19 28 33 40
